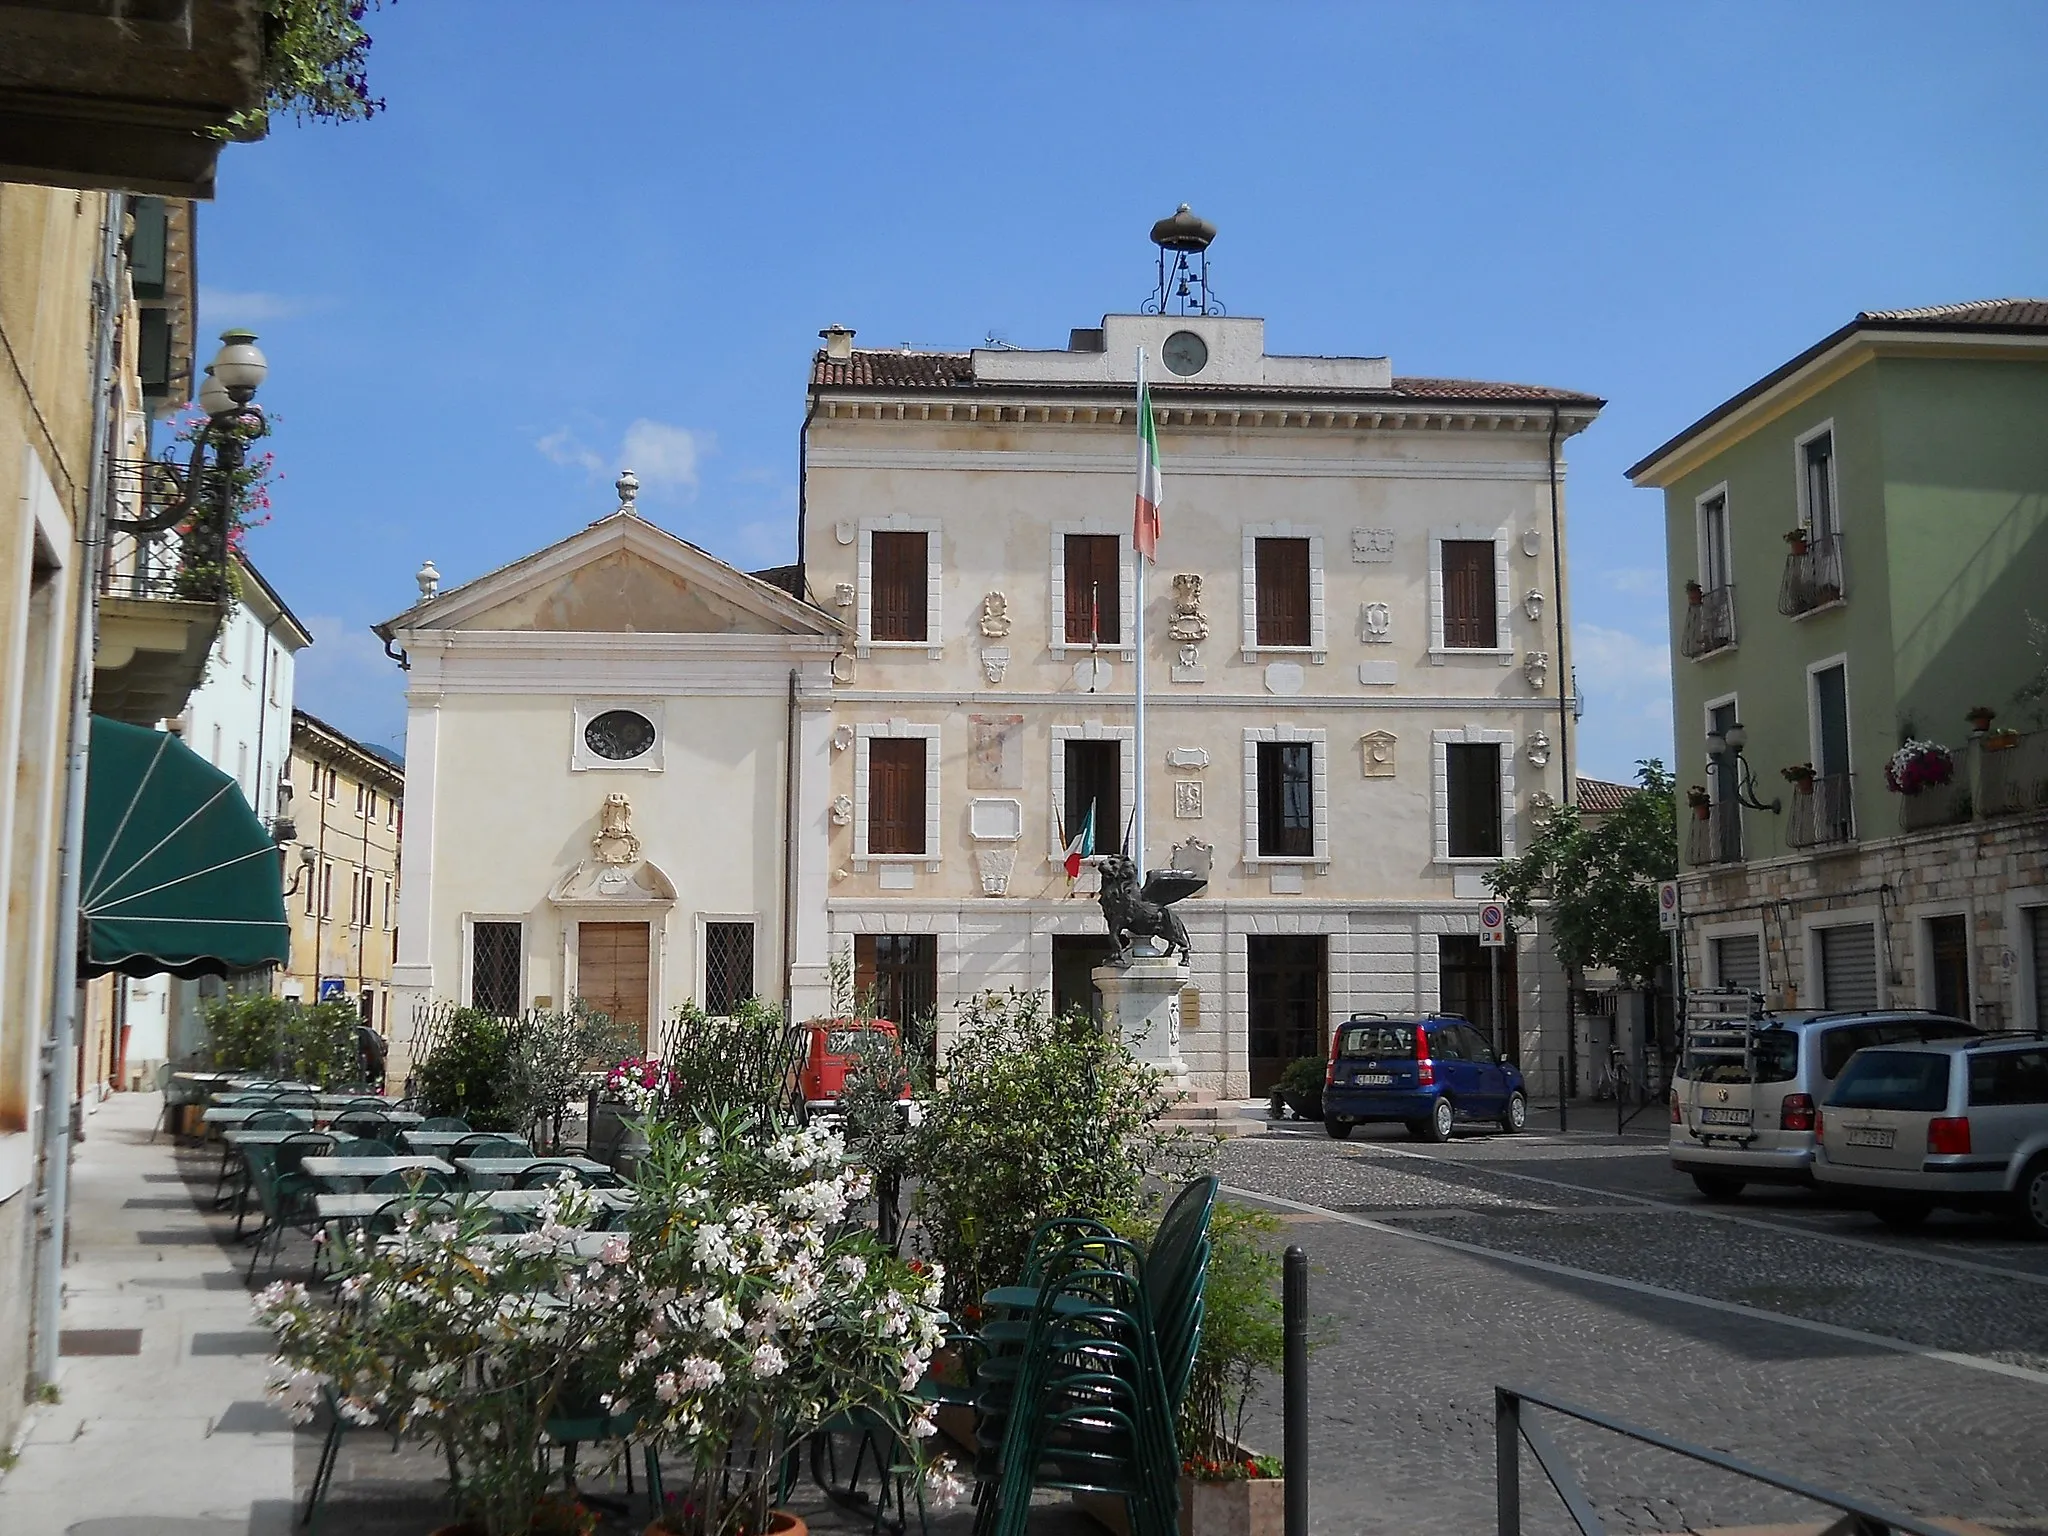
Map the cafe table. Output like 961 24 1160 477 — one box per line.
400 1129 532 1155
455 1155 610 1189
202 1105 421 1129
313 1186 632 1227
301 1156 455 1189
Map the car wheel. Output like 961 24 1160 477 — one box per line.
2013 1157 2048 1240
1323 1118 1353 1141
1690 1172 1745 1201
1872 1198 1934 1231
1499 1092 1527 1134
1419 1097 1455 1143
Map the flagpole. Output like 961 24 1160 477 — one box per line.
1133 346 1148 880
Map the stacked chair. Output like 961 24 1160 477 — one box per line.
966 1175 1217 1536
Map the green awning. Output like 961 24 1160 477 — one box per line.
81 715 290 979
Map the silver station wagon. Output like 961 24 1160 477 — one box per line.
1670 999 1977 1201
1813 1034 2048 1236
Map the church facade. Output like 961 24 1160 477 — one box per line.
380 307 1602 1098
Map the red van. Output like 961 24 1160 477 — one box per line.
798 1019 915 1118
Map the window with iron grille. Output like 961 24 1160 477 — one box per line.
867 737 927 855
1254 538 1311 647
1442 541 1498 648
871 531 929 642
856 934 937 1027
704 921 756 1016
1446 743 1502 858
1064 534 1121 644
470 921 522 1016
1256 741 1314 857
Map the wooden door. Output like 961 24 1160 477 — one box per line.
1247 935 1327 1096
577 921 651 1028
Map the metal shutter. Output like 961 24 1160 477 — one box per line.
1713 934 1763 992
1817 923 1879 1009
2030 907 2048 1030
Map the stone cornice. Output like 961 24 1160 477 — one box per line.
812 393 1598 437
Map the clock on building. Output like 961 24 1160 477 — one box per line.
584 708 656 761
1161 329 1208 377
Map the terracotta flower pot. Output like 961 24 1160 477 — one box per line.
1690 803 1712 821
645 1514 806 1536
1181 1474 1285 1536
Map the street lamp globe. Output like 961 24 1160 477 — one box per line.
1725 722 1749 754
209 329 268 402
1704 731 1727 758
196 365 235 418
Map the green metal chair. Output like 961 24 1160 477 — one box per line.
367 1167 454 1196
246 1132 336 1280
218 1108 306 1214
329 1137 396 1159
417 1115 470 1132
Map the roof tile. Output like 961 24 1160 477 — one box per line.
1574 778 1642 815
1858 298 2048 328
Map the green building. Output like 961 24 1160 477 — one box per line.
1628 300 2048 1027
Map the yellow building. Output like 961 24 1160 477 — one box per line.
283 709 404 1038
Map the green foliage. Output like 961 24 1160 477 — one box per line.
911 991 1209 1314
202 995 359 1085
1182 1203 1288 1462
1487 759 1678 987
1272 1056 1326 1120
413 1008 520 1131
225 0 389 138
657 996 803 1121
507 1003 635 1133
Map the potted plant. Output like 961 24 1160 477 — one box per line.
1967 705 1997 734
255 1184 621 1536
1985 726 2022 752
1884 739 1956 796
1781 763 1817 790
1684 580 1704 606
606 1110 955 1536
1784 527 1810 556
1266 1057 1324 1122
1685 786 1713 821
1177 1204 1289 1536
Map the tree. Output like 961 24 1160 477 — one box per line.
1486 760 1677 988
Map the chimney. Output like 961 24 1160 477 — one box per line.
820 324 855 362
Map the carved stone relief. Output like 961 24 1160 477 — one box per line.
1529 789 1558 819
1521 529 1542 558
1170 838 1214 880
967 714 1025 790
1264 662 1305 696
1352 527 1395 563
1168 574 1208 641
978 591 1012 639
1524 650 1549 690
831 653 857 685
1174 780 1204 819
980 647 1009 685
1525 731 1552 769
831 725 853 752
976 848 1016 897
1361 601 1391 643
1360 731 1397 778
1166 746 1209 769
830 794 854 827
833 582 855 607
1523 589 1545 621
591 792 641 864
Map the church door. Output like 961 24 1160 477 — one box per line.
576 921 651 1029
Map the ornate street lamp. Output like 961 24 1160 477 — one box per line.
1704 722 1781 815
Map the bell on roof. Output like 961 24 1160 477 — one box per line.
1147 205 1221 317
1149 203 1217 253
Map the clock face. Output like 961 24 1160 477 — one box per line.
1162 330 1208 377
584 709 656 762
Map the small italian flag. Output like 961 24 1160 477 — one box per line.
1134 380 1162 562
1062 803 1096 881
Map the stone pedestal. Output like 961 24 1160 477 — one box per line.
1093 954 1190 1083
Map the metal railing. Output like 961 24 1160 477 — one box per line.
1496 1385 1959 1536
1678 584 1736 658
1778 532 1845 616
99 458 228 603
1897 777 1971 833
1981 728 2048 819
1684 803 1742 866
1786 771 1854 848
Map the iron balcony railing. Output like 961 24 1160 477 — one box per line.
99 458 229 604
1684 802 1742 866
1778 531 1845 616
1678 584 1736 659
1786 771 1854 848
1898 776 1972 833
1981 728 2048 819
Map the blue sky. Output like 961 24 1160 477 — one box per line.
196 1 2048 780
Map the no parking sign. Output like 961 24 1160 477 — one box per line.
1478 902 1507 948
1658 880 1681 932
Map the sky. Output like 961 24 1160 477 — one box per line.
193 1 2048 780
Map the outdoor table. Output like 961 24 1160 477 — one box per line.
222 1127 323 1150
302 1156 456 1190
456 1155 610 1190
313 1187 631 1232
172 1070 233 1088
203 1105 421 1130
226 1077 317 1091
401 1130 532 1155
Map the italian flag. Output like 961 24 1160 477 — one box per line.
1062 804 1096 881
1134 381 1162 562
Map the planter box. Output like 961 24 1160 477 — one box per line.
1076 1475 1283 1536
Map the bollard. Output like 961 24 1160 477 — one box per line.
1558 1055 1568 1133
1284 1245 1309 1536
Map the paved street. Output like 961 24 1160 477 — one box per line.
1218 1115 2048 1536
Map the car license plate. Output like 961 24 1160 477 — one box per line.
1846 1127 1895 1149
1699 1107 1750 1126
1355 1072 1392 1086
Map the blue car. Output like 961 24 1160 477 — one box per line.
1321 1014 1528 1142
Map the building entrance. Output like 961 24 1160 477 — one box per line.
1247 935 1326 1096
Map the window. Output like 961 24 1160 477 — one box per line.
1446 743 1502 858
304 860 318 916
470 921 523 1016
1969 1048 2048 1107
1711 933 1763 992
1698 492 1732 592
1800 428 1838 536
1927 914 1972 1020
1705 698 1742 863
855 934 936 1026
1254 538 1311 647
325 766 337 802
348 871 360 927
871 531 929 643
387 796 397 829
867 737 928 855
1441 540 1498 648
1065 740 1121 854
1063 534 1121 645
382 879 392 929
1801 660 1854 845
1831 1050 1951 1112
1256 742 1313 857
354 782 365 817
366 788 378 823
704 921 757 1015
319 861 333 919
1438 935 1518 1057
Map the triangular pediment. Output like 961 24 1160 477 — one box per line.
377 512 836 640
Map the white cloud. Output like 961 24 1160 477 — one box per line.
1598 567 1665 598
621 419 712 499
291 614 408 755
197 287 309 325
536 426 604 475
1571 621 1676 780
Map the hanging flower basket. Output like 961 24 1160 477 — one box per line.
1685 786 1712 818
1781 763 1817 788
1784 528 1810 554
1885 740 1955 796
1685 580 1704 606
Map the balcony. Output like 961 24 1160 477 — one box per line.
1786 772 1855 849
1679 584 1737 659
91 458 228 727
1778 532 1845 617
1685 803 1743 867
0 0 269 197
1981 730 2048 819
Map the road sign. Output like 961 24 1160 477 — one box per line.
317 977 346 1001
1478 902 1507 948
1658 880 1681 932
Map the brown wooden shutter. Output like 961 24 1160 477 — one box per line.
1442 541 1497 648
1064 535 1121 644
868 737 926 854
1255 538 1311 647
871 531 928 642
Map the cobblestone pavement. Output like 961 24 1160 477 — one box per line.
1217 1123 2048 1536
